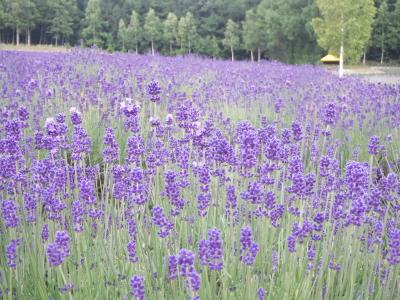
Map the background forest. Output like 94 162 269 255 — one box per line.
0 0 399 64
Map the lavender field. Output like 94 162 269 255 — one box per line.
0 49 399 300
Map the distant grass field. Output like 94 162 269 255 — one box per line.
0 43 68 52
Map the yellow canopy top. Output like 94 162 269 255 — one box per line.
320 54 340 63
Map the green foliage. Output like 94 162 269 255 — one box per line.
163 12 178 54
257 0 320 63
223 19 240 60
48 0 77 45
242 9 259 53
117 18 127 50
126 10 141 53
184 12 197 54
144 8 161 54
371 0 390 62
388 0 400 57
312 0 376 63
82 0 108 47
177 15 187 51
223 19 240 49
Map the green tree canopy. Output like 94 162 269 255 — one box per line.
242 9 259 61
163 12 178 54
223 19 240 61
117 18 127 50
82 0 107 47
312 0 376 72
126 10 141 53
144 8 161 55
48 0 77 46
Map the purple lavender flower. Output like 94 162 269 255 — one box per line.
6 239 20 268
2 199 19 228
126 135 144 164
41 224 49 242
127 240 138 263
79 177 96 205
18 106 29 122
71 200 86 232
103 127 119 163
387 223 400 266
47 231 70 267
323 102 336 126
147 80 161 103
70 107 82 125
368 136 380 155
240 226 259 266
187 269 201 293
198 239 209 266
207 228 223 270
130 275 145 300
287 235 296 253
241 181 263 204
151 206 173 238
178 249 195 277
197 192 211 217
225 185 238 220
71 126 91 160
168 255 178 280
291 121 302 142
258 288 265 300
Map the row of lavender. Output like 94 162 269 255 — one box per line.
0 49 399 299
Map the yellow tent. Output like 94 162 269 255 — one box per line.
320 54 340 63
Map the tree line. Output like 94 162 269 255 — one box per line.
0 0 399 64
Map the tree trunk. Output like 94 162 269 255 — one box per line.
151 40 154 56
135 44 138 55
55 37 58 47
257 48 261 63
339 42 344 78
250 50 254 62
39 26 44 44
380 33 384 65
170 41 172 54
231 45 234 61
362 49 366 65
16 27 20 46
188 39 191 54
27 28 31 46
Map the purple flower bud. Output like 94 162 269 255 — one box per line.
240 226 259 266
291 121 302 142
6 239 20 268
147 80 161 103
368 136 380 155
103 128 119 163
47 231 70 267
258 287 265 300
127 240 138 263
168 255 178 280
70 108 82 125
151 206 173 238
2 200 19 228
323 102 336 126
130 275 145 300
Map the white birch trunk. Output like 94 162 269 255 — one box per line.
16 27 20 46
339 43 344 78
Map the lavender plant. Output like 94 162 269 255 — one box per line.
0 48 399 299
